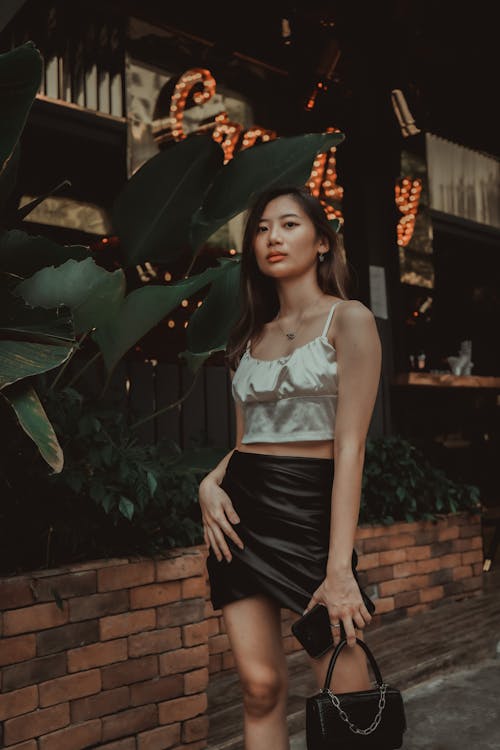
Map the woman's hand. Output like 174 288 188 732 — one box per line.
198 477 245 562
303 569 373 648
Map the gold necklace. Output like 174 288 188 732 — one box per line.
275 294 325 340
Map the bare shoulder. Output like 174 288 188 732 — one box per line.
334 299 379 346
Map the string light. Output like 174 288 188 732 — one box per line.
396 177 422 247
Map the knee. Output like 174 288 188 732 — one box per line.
241 668 287 718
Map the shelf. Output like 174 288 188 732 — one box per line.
393 372 500 388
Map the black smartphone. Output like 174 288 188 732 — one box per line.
291 590 377 659
291 603 346 659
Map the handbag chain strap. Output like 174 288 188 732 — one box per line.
325 682 388 735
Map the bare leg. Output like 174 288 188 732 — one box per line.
307 628 373 692
221 593 290 750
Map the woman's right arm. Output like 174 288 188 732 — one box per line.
198 369 245 562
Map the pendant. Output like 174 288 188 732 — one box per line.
286 332 296 340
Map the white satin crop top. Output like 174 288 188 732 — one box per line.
231 301 343 443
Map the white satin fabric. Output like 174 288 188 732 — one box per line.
232 301 342 443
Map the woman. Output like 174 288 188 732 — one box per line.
198 185 382 749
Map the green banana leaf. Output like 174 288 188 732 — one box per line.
92 257 235 378
190 131 345 249
0 276 74 389
179 256 241 372
0 41 42 173
1 380 64 473
113 134 224 266
15 257 126 336
0 229 91 276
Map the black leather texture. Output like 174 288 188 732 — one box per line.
206 450 376 619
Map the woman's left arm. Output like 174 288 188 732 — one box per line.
303 300 382 646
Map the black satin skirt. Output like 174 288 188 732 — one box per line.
206 449 376 616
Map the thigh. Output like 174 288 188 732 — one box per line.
307 628 372 693
221 593 288 689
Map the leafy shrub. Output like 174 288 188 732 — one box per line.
360 435 481 525
0 382 212 575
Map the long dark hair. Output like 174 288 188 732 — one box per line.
225 185 351 372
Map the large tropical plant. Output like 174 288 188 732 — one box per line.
1 40 345 477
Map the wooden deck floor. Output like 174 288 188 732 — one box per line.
207 568 500 750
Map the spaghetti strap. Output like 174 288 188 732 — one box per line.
321 300 343 338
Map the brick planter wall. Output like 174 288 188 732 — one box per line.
0 549 209 750
203 510 484 676
0 510 483 747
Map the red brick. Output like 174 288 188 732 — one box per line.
355 552 380 571
473 562 484 576
100 609 156 640
4 703 70 744
181 578 206 599
459 523 481 539
30 571 96 602
378 574 430 597
461 575 483 592
102 655 158 689
182 621 208 647
71 686 130 722
462 549 483 565
452 565 473 581
208 653 222 674
470 536 483 549
182 715 209 743
39 668 101 707
99 739 136 750
415 557 442 574
159 646 209 676
379 549 406 565
429 568 455 586
1 741 37 750
392 561 419 578
0 577 34 610
68 558 129 573
98 561 155 592
0 685 38 721
102 704 157 742
452 537 475 552
158 693 207 724
437 553 462 568
129 627 181 657
69 591 129 622
130 675 184 706
156 554 204 582
208 634 229 655
437 525 460 541
37 620 100 656
370 596 394 614
137 723 181 750
355 524 389 539
184 668 209 695
419 585 444 603
0 634 36 666
364 565 394 584
68 639 128 672
405 545 432 561
393 590 420 608
38 718 101 750
175 741 206 750
157 599 205 628
2 653 67 692
206 618 219 637
386 533 418 549
130 582 181 609
3 602 69 636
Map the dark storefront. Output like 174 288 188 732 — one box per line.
2 1 499 516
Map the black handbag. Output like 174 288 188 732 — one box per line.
306 636 407 749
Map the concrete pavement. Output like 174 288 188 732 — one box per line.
290 655 500 750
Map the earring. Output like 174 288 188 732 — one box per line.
318 253 325 262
